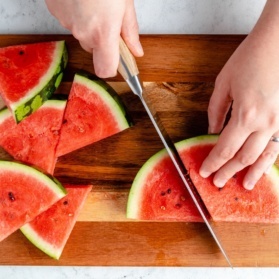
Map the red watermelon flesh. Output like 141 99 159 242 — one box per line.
127 148 204 222
177 135 279 223
56 73 131 157
0 161 66 242
20 184 92 259
0 41 67 123
127 135 279 223
0 100 66 174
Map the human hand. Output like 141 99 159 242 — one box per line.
45 0 143 78
199 0 279 190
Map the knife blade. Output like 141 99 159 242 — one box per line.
118 38 232 267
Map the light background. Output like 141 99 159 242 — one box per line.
1 0 277 278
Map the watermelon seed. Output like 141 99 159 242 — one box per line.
160 206 166 210
160 191 166 196
175 203 182 209
78 126 85 133
167 188 171 194
63 200 68 205
19 50 24 55
234 197 238 201
8 192 15 201
180 196 186 201
63 119 68 124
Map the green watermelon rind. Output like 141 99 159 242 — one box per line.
175 134 219 151
75 73 131 130
20 223 62 260
0 160 67 197
0 99 67 124
11 41 68 123
126 148 169 219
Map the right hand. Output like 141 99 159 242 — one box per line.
45 0 144 78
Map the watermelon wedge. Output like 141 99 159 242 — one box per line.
0 41 67 122
0 100 67 174
127 135 279 224
56 73 131 157
177 135 279 223
0 160 66 242
21 184 92 259
127 148 204 222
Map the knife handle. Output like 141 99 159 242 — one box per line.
118 37 139 80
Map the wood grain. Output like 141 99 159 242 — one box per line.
1 35 279 267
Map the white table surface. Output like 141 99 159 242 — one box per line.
1 0 279 278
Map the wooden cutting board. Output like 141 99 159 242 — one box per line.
1 34 279 267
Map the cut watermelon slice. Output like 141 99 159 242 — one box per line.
127 148 204 222
0 41 68 123
0 99 67 174
0 160 66 242
127 135 279 223
177 135 279 223
56 73 131 157
21 184 92 259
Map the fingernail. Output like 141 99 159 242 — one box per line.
244 181 255 191
199 169 211 178
213 178 226 188
135 41 144 56
208 126 213 134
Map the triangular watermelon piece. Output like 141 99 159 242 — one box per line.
177 135 279 223
128 135 279 223
20 184 92 259
0 99 66 174
0 41 67 123
56 73 131 157
127 147 204 222
0 161 66 242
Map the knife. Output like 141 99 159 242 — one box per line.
118 38 232 267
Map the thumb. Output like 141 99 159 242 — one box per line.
208 76 232 134
121 0 144 57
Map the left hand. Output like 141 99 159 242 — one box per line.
199 0 279 190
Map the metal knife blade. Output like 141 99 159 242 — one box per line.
118 38 232 267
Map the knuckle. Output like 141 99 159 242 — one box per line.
260 149 278 162
236 152 256 166
218 146 235 161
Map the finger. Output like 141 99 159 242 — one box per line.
212 131 271 188
243 134 279 190
79 41 93 54
121 0 144 57
199 119 251 179
208 76 232 134
93 35 120 78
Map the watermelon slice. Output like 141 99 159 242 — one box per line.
0 160 66 242
127 135 279 224
177 135 279 223
56 73 131 157
0 99 67 174
0 41 67 122
127 148 204 222
21 184 92 259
